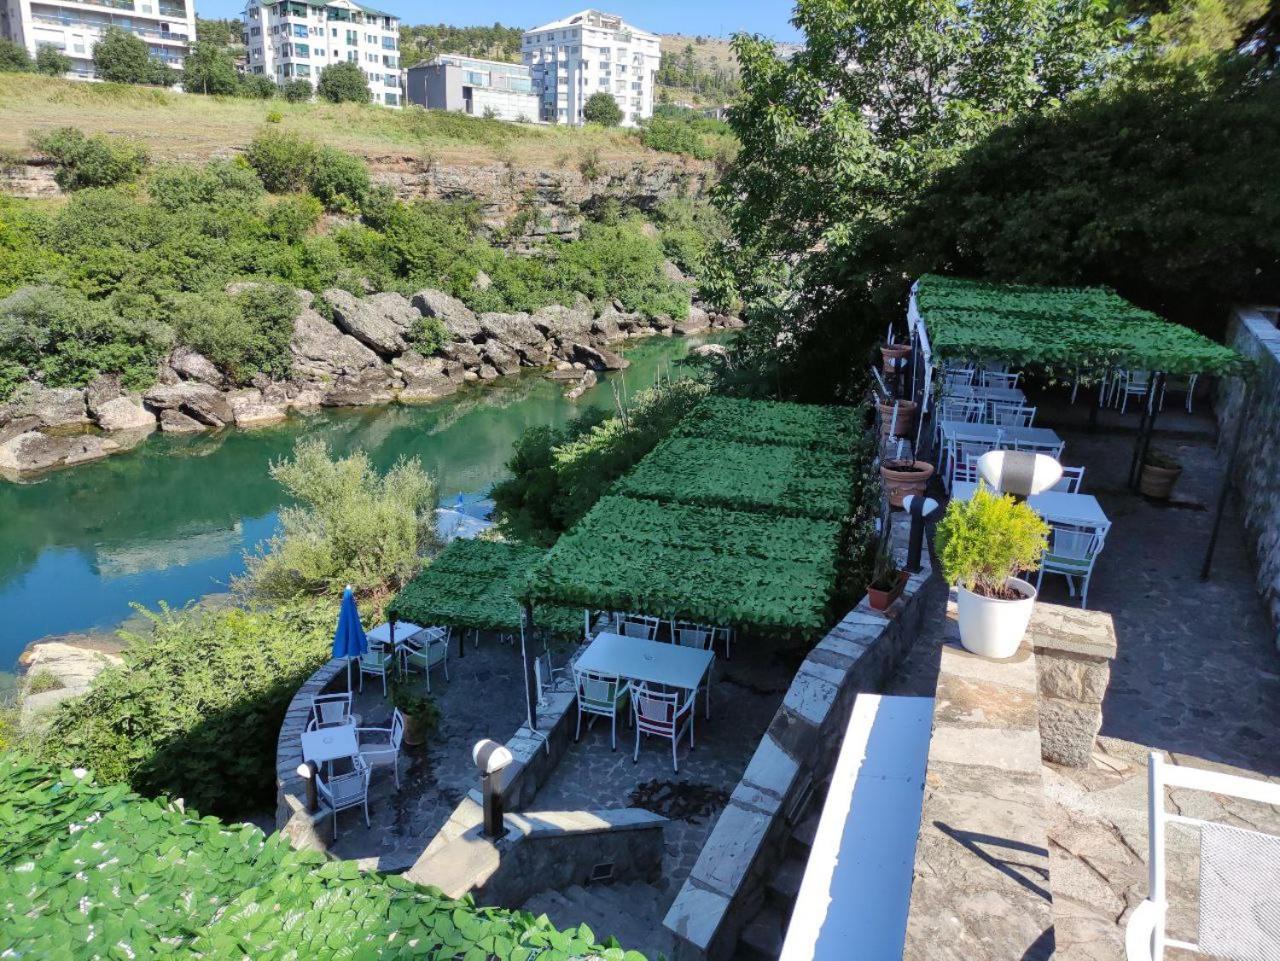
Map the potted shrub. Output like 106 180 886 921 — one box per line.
936 484 1050 659
878 398 918 439
389 680 440 746
867 547 908 611
880 456 934 509
1139 449 1182 500
881 342 911 376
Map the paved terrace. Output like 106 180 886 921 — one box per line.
891 392 1280 960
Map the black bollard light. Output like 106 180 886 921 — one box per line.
472 739 514 839
902 494 944 574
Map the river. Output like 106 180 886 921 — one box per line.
0 333 729 683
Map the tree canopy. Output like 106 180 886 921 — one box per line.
182 41 238 95
317 61 369 103
583 91 623 126
93 27 172 86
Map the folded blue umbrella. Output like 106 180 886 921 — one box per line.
333 585 368 690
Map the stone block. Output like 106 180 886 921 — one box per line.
781 670 840 727
687 802 772 897
1038 653 1110 703
664 883 731 952
1039 697 1103 767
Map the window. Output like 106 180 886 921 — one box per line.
365 33 375 43
366 52 376 63
382 36 395 49
346 50 356 61
384 73 396 86
250 25 261 35
291 24 306 37
345 30 356 44
296 63 310 76
384 92 398 105
295 43 309 56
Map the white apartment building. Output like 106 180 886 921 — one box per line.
243 0 401 106
521 9 660 127
0 0 197 79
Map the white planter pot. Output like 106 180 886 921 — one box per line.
955 577 1037 659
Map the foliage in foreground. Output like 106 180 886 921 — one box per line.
936 484 1050 595
240 438 440 605
0 752 644 960
37 602 334 817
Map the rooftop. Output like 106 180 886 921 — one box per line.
524 9 657 38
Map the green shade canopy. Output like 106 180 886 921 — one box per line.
388 539 580 639
671 395 865 453
525 495 843 632
915 274 1250 377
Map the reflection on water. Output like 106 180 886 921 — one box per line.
0 334 727 671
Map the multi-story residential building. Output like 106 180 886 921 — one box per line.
405 55 538 122
521 9 660 127
243 0 401 107
0 0 197 79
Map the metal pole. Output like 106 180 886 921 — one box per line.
521 602 538 733
302 761 318 813
1136 374 1165 481
1202 380 1250 580
1127 377 1156 490
481 771 504 838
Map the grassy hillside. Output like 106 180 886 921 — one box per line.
0 74 669 167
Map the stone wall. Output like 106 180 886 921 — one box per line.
273 656 350 851
662 516 931 961
1217 305 1280 643
1029 604 1117 766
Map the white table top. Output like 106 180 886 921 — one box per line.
301 723 358 765
575 632 714 692
944 385 1027 404
938 421 1062 448
951 482 1110 528
368 622 443 646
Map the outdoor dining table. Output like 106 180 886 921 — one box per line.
301 722 358 777
943 384 1027 405
951 481 1111 529
575 632 715 718
938 420 1063 451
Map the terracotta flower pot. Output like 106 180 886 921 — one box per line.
878 399 917 439
880 458 934 509
1139 463 1182 499
402 715 427 746
881 344 911 376
868 570 909 611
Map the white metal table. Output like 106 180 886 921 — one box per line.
301 723 358 767
576 632 715 718
944 384 1027 405
938 421 1063 450
951 482 1110 529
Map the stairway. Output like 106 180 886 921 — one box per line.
521 880 676 960
735 785 828 961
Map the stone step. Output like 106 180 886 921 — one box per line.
523 882 674 960
583 880 662 919
767 854 807 906
737 902 787 961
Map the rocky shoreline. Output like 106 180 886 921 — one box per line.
0 285 741 479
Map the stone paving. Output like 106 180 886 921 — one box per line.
328 633 529 870
532 639 792 904
891 399 1280 961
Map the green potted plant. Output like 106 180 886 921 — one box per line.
867 546 908 611
936 484 1050 658
388 679 440 746
1139 449 1182 500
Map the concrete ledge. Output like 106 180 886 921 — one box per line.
1028 602 1117 766
273 657 349 850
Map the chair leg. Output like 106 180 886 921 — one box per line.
610 711 617 751
363 799 370 828
380 671 386 697
332 808 339 841
634 722 640 763
672 734 679 773
575 705 582 743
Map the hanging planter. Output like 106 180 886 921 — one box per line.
880 458 934 509
878 399 917 439
1139 450 1183 499
881 343 912 376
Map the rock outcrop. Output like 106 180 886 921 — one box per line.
94 396 157 432
0 431 121 476
144 382 234 429
324 289 415 357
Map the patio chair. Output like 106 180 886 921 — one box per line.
946 433 1000 492
316 755 371 840
672 621 715 716
357 709 405 789
357 642 395 697
1049 465 1086 493
991 403 1037 428
631 682 697 773
942 367 976 390
310 692 355 730
981 370 1022 389
1035 520 1108 609
1012 437 1066 459
934 396 988 448
1114 369 1166 414
573 669 631 751
617 614 661 641
399 626 450 692
1125 751 1280 961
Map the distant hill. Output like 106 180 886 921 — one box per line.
399 23 523 66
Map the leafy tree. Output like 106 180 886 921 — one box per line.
194 16 244 50
583 91 623 126
0 39 32 73
237 72 277 98
243 128 315 191
281 77 313 102
93 27 172 85
34 44 71 76
316 61 369 103
31 127 149 190
398 22 523 64
173 282 299 383
181 40 238 95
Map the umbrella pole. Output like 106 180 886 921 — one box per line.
520 602 538 733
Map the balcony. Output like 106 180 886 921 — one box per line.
158 2 186 16
31 12 187 40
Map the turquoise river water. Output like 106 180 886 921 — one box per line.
0 333 728 681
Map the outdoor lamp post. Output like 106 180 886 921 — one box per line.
472 739 514 839
901 494 943 574
976 450 1063 501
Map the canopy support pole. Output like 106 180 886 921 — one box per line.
1127 377 1158 490
1136 374 1166 491
520 602 539 735
1202 379 1251 581
1089 370 1106 432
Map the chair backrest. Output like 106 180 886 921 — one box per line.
1051 465 1085 493
991 403 1036 427
951 433 999 476
981 370 1021 389
321 756 370 804
1011 438 1066 459
943 367 975 388
576 669 621 705
619 615 660 641
633 684 682 732
312 693 352 727
388 709 405 751
672 621 713 650
939 397 986 425
1125 369 1153 392
1137 752 1280 961
951 453 982 486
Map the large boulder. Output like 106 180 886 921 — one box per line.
321 369 395 407
661 260 688 283
571 343 629 372
290 308 383 381
412 289 482 342
170 346 223 386
0 431 120 476
440 339 483 368
532 304 595 340
158 409 207 433
393 352 465 403
143 382 233 428
479 312 545 348
226 388 287 428
323 289 415 357
7 384 90 430
481 341 522 376
94 396 157 433
84 373 122 415
673 305 711 336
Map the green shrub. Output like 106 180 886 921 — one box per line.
237 72 277 99
33 44 71 76
307 145 370 212
148 158 264 211
639 117 712 159
92 26 172 86
935 484 1049 595
181 40 238 95
317 60 369 103
407 314 449 355
39 601 334 816
0 38 32 73
239 438 439 603
243 128 315 192
173 282 298 383
281 78 313 102
265 107 284 123
264 192 323 242
546 220 690 320
583 91 623 126
32 127 149 190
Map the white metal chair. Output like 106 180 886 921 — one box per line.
991 403 1037 428
1125 751 1280 961
310 692 355 730
981 370 1021 389
357 709 405 789
631 682 697 773
934 397 988 447
316 755 371 840
573 669 631 750
942 367 976 390
947 433 1000 492
1012 437 1066 459
949 453 983 487
357 642 395 696
1049 465 1086 493
617 614 661 641
671 621 715 717
1114 370 1166 414
399 627 450 692
1035 520 1108 609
